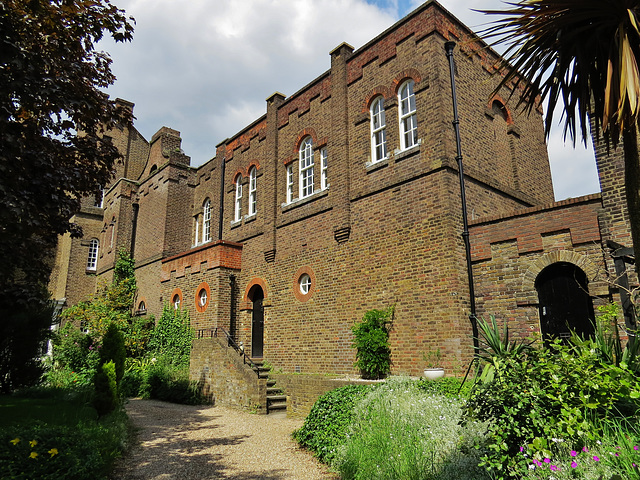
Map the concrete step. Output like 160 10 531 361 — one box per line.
267 394 286 402
267 387 282 395
267 401 287 412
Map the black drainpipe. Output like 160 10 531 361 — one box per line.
445 41 479 357
130 203 139 259
218 155 226 241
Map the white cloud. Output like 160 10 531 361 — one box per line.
101 0 600 201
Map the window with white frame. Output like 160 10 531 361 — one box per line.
286 164 294 203
234 175 243 222
203 199 211 243
299 273 312 295
194 216 200 246
370 97 387 162
87 238 99 271
109 217 116 249
320 148 328 190
299 137 314 198
248 167 257 216
398 80 418 150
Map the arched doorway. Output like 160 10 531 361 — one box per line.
249 285 264 358
535 262 595 342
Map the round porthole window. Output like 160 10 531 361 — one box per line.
299 274 311 295
293 267 315 302
195 282 210 312
198 289 207 306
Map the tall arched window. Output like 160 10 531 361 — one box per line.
370 96 387 162
234 175 243 221
398 80 418 150
299 137 314 198
248 167 257 216
320 148 328 190
87 239 99 271
202 199 211 243
286 164 294 203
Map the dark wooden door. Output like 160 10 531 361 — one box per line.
251 288 264 358
536 262 595 342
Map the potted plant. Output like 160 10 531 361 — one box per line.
422 348 444 379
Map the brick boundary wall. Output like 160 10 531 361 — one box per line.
190 337 267 413
269 374 381 419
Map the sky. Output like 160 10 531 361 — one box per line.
100 0 600 201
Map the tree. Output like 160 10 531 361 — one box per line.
0 0 134 307
479 0 640 269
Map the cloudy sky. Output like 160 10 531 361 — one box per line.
100 0 600 201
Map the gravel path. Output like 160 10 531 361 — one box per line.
109 399 339 480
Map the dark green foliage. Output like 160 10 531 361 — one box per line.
351 306 394 379
0 291 54 393
93 361 118 417
140 363 205 405
293 384 373 463
148 306 193 368
100 324 126 385
0 0 134 304
467 315 640 479
415 377 471 398
0 410 129 480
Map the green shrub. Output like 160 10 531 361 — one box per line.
351 306 394 379
415 376 471 398
148 306 193 368
336 377 489 480
0 410 128 480
99 324 126 385
293 384 372 463
140 362 204 405
467 317 640 479
93 361 118 417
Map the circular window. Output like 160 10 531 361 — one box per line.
293 266 315 302
299 274 311 294
173 294 181 310
199 289 207 306
195 282 210 312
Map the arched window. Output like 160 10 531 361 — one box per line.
536 262 595 343
370 96 387 162
320 148 328 190
173 294 181 310
87 239 99 271
299 137 314 198
109 217 116 249
234 175 243 222
248 167 257 216
398 80 418 150
286 164 294 203
202 199 211 243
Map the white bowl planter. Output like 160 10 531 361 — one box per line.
423 368 445 380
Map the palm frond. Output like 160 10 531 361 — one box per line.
478 0 640 145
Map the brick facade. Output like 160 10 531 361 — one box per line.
50 1 634 391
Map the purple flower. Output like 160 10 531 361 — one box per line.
550 465 559 471
634 446 639 451
544 458 551 464
582 447 589 453
533 459 541 466
520 446 524 453
593 456 600 461
571 461 578 468
570 450 578 457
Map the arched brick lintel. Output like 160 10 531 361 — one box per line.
519 251 601 304
243 277 269 304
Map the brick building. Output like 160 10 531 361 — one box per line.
50 1 635 399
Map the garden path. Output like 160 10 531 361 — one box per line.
109 398 338 480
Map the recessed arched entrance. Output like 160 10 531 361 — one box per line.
535 262 595 342
249 285 264 358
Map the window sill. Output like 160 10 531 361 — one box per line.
393 141 421 162
230 219 242 229
366 158 389 173
281 187 329 212
244 213 257 224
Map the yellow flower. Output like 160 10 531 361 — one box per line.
29 440 38 448
48 448 59 457
10 438 20 445
29 452 38 459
